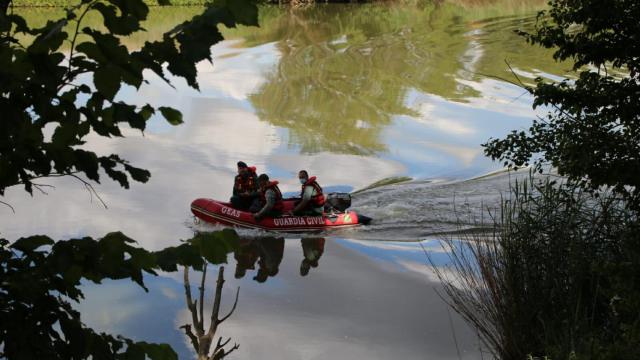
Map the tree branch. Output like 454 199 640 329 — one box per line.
60 1 98 91
0 200 15 213
199 264 207 331
207 266 226 336
183 266 202 336
70 174 108 209
216 337 231 350
227 343 240 357
467 70 526 90
32 183 55 195
219 287 240 323
15 172 108 209
179 324 199 351
504 59 527 88
211 342 239 360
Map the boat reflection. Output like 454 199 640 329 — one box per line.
233 237 326 282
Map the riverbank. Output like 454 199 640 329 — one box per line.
11 0 209 6
12 0 546 8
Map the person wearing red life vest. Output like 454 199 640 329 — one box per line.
292 170 325 216
253 174 284 221
230 161 259 210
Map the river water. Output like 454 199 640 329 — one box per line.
4 2 567 359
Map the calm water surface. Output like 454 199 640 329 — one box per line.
4 2 567 358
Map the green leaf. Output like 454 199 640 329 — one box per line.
76 41 107 62
139 104 155 122
63 265 84 285
159 107 183 125
216 0 259 27
94 66 121 100
11 235 54 253
93 3 141 36
155 243 203 272
52 122 79 146
124 164 151 183
129 247 157 272
101 162 130 189
113 0 150 20
74 149 100 182
135 342 177 360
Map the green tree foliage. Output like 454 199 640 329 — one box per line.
0 0 257 358
0 229 240 359
483 0 640 207
0 0 258 196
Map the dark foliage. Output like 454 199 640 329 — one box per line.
0 0 258 195
483 0 640 208
0 229 239 359
0 0 257 358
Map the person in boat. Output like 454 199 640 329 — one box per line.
230 161 259 211
291 170 325 216
252 174 284 221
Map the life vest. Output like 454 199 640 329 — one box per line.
260 181 284 212
234 166 257 193
300 176 325 207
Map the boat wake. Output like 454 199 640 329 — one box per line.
348 169 544 241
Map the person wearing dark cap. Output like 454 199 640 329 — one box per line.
230 161 259 210
252 174 284 221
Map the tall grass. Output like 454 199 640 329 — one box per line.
432 176 640 360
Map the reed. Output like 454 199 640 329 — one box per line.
432 175 640 359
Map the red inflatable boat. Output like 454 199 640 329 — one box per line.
191 198 371 232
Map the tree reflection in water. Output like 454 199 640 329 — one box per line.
232 237 326 281
236 2 562 155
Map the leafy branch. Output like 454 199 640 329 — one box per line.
0 0 259 197
482 0 640 209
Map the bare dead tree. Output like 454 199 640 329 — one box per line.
181 265 240 360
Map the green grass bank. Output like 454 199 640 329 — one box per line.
11 0 209 6
11 0 547 7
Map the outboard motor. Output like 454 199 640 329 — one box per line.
325 192 351 212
